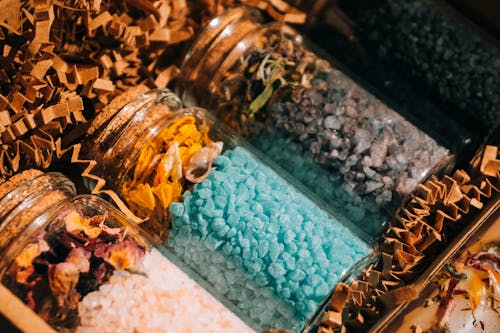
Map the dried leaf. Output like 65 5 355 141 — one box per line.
248 81 274 114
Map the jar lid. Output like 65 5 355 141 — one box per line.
86 84 150 139
91 88 182 155
0 169 44 201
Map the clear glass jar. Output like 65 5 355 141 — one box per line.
0 172 255 333
303 0 500 137
87 88 182 188
84 88 183 240
82 87 374 331
178 6 453 235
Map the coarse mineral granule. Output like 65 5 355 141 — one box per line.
168 147 371 331
345 0 500 132
263 63 449 218
251 133 387 235
77 248 254 333
206 27 450 233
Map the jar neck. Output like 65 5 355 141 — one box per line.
88 88 182 189
179 6 268 105
93 88 182 154
0 173 76 270
179 6 307 137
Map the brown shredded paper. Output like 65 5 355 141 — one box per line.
318 145 500 332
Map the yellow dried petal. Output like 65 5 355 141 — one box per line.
466 269 485 311
126 114 217 217
64 210 83 232
64 210 102 239
178 124 201 142
171 182 183 201
15 243 44 268
152 182 173 208
134 144 156 182
179 143 202 165
127 183 156 211
108 251 132 271
84 226 102 239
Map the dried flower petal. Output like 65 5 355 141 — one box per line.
15 239 50 269
152 182 173 208
436 278 459 325
466 251 500 273
15 265 35 285
64 210 102 239
485 267 500 299
123 114 218 216
464 270 485 311
134 145 158 182
87 214 106 227
153 142 183 185
94 239 145 271
26 290 36 310
65 247 91 273
48 262 80 308
127 183 156 211
99 221 123 236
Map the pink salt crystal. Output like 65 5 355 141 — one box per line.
77 249 254 333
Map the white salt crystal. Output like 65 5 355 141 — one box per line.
77 249 254 333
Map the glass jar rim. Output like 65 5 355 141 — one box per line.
180 6 260 83
0 172 76 274
0 172 76 225
178 6 265 101
94 88 182 154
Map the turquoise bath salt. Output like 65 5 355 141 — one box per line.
251 132 388 236
168 147 371 331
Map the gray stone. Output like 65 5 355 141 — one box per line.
324 115 341 129
370 141 387 167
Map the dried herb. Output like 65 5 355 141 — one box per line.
445 264 467 280
417 241 500 332
94 239 144 271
